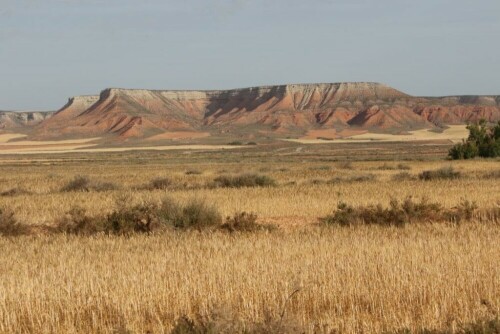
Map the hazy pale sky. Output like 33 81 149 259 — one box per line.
1 0 499 110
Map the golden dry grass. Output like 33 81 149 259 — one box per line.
0 145 499 333
1 225 498 333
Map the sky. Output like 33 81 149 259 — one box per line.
1 0 499 110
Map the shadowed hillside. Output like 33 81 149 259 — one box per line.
7 82 499 140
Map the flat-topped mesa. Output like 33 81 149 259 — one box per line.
28 82 500 140
56 95 100 115
100 82 409 102
100 88 210 101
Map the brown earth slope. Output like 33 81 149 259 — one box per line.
25 82 500 140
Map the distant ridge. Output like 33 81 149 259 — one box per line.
2 82 498 140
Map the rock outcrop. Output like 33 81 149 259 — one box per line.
0 111 53 130
26 82 500 139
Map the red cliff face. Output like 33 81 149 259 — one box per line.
30 83 500 139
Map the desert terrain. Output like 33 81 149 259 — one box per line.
1 82 499 333
0 140 499 333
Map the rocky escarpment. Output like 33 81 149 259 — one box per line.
29 82 500 139
0 111 53 130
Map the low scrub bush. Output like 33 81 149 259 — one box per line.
147 177 173 190
61 176 91 192
61 176 119 192
55 207 108 235
0 208 30 236
418 166 461 181
211 174 276 188
168 199 222 230
321 197 444 227
57 197 222 235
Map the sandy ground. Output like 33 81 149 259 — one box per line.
303 128 367 139
0 133 28 143
146 131 211 141
0 144 241 155
287 125 468 144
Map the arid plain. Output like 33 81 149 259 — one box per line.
0 140 499 334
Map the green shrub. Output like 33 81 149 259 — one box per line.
418 166 460 181
212 174 276 188
227 141 243 146
449 120 500 159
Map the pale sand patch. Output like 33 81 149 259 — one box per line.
0 145 240 155
146 131 210 141
285 125 468 144
303 128 367 139
0 144 98 153
0 137 101 146
0 133 28 143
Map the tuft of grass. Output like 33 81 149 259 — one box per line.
0 187 32 197
148 177 173 190
227 141 243 146
392 172 416 181
170 308 304 334
419 166 461 181
337 161 354 170
61 175 91 192
484 170 500 179
220 212 272 233
211 174 276 188
0 207 30 236
386 317 500 334
397 163 411 170
185 169 203 175
328 174 376 184
309 165 331 171
377 163 397 170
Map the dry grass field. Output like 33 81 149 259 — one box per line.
0 142 499 333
